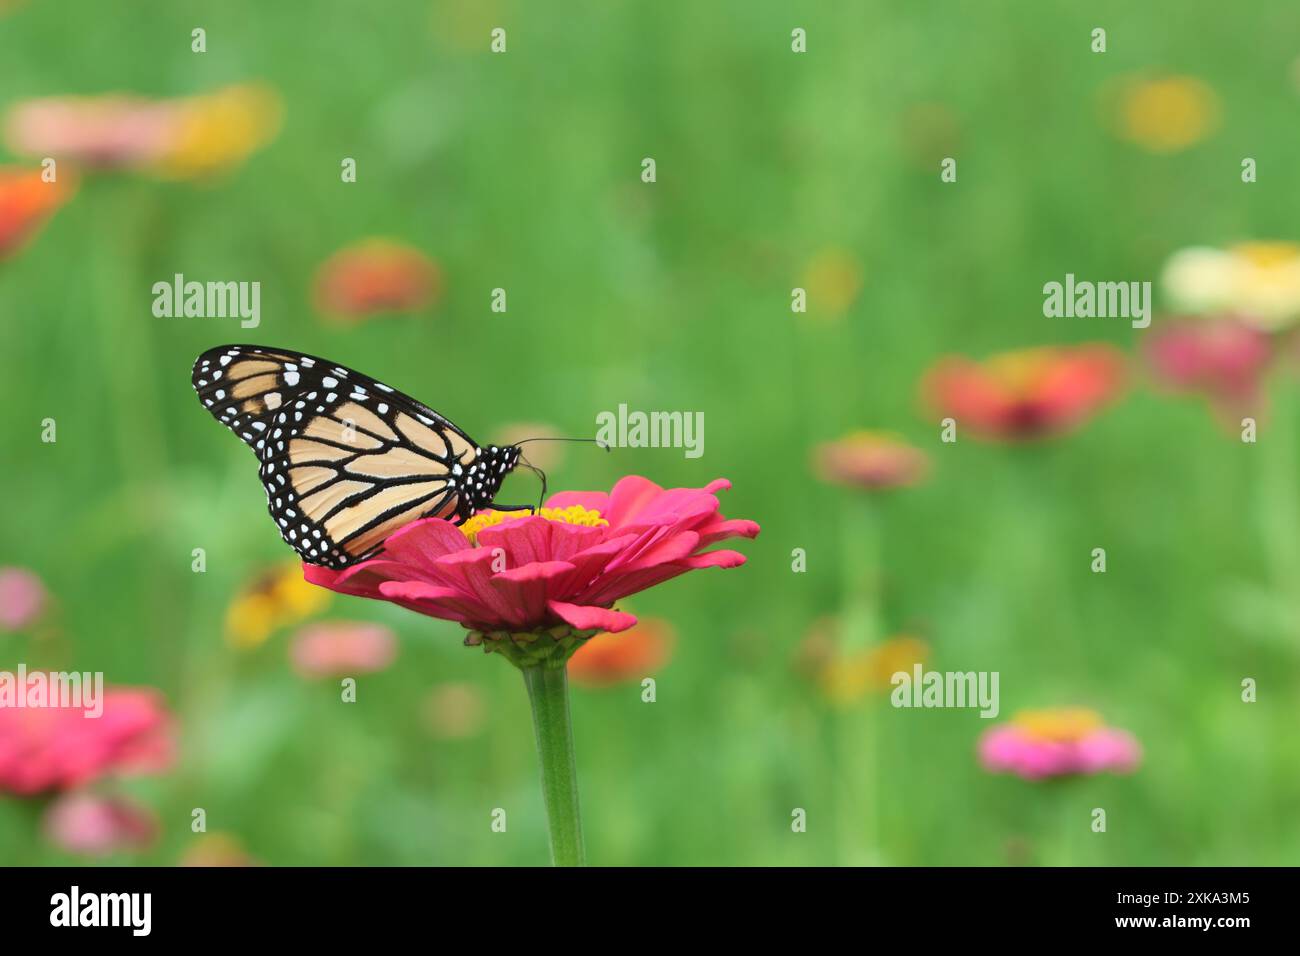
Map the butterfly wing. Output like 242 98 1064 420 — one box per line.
192 344 487 568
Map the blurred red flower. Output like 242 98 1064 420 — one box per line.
922 344 1127 440
313 239 441 321
305 476 759 639
0 687 174 795
1142 316 1271 419
289 621 397 679
0 167 74 259
42 792 158 856
812 431 930 490
568 617 675 687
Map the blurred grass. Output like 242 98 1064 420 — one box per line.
2 0 1300 865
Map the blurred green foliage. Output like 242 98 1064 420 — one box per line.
2 0 1299 865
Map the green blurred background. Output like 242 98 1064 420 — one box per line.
2 0 1299 865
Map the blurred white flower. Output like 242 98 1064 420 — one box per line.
1161 242 1300 331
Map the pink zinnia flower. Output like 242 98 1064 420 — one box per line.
978 708 1141 780
304 476 759 642
289 621 398 679
43 792 158 856
1143 316 1271 419
922 345 1127 441
0 566 48 631
4 85 281 178
812 431 930 490
0 687 174 795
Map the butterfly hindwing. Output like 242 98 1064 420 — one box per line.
193 345 520 569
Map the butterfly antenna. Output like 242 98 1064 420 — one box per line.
515 436 610 452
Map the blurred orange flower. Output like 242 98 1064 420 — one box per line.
568 617 675 688
1113 75 1219 153
922 344 1127 441
812 431 930 490
4 84 281 178
0 167 74 259
313 238 442 321
225 562 330 649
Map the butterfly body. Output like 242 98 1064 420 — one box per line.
192 344 522 569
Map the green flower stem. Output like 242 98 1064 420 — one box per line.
840 496 881 650
520 661 585 867
835 495 883 863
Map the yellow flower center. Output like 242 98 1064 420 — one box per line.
1012 708 1103 743
987 349 1053 394
459 505 608 544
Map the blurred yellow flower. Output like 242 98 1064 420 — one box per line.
152 84 282 179
800 247 863 319
180 832 260 867
1115 75 1219 153
224 562 329 649
798 618 929 706
1162 241 1300 330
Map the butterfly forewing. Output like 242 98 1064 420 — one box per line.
192 345 515 569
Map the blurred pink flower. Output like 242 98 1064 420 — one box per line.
4 85 281 178
812 431 930 490
5 95 177 168
304 476 759 640
313 239 441 321
0 687 174 795
979 708 1141 780
0 566 47 631
1143 316 1271 418
42 792 158 856
289 621 398 679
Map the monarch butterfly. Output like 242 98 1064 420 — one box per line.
192 344 576 569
